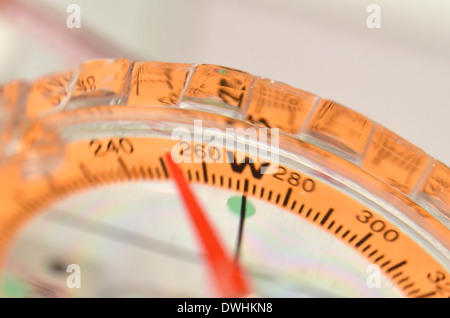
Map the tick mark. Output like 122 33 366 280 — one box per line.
320 208 334 226
386 261 407 273
355 233 372 248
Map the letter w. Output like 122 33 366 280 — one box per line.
226 151 269 179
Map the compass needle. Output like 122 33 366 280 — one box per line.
165 152 250 298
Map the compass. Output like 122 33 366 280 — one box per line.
0 59 448 297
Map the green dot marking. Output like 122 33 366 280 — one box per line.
227 196 256 218
2 275 28 297
217 69 227 74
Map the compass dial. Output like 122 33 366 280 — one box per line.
0 60 448 298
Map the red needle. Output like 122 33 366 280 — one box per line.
165 152 250 297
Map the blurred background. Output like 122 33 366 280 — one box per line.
0 0 449 164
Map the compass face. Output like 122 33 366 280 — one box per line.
0 135 446 298
0 182 399 298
